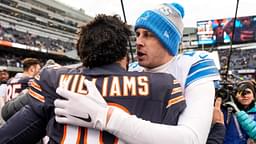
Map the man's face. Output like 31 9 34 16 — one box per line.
135 28 172 69
31 64 41 76
0 71 9 81
236 88 254 108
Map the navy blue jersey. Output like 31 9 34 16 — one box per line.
5 74 33 102
0 64 185 144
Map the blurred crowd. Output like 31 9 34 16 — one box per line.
0 53 78 70
0 23 76 52
0 53 22 68
218 49 256 70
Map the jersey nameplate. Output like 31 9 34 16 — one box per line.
59 74 150 97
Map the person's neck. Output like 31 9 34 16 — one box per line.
145 58 174 73
23 71 33 77
116 58 128 70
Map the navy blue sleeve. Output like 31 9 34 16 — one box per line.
0 105 46 144
206 123 225 144
163 79 186 125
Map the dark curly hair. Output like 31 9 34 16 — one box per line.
77 14 132 68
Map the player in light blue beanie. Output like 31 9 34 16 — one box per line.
130 3 222 144
135 3 184 56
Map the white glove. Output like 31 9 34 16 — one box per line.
54 79 108 130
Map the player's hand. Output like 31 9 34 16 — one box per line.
54 79 108 130
224 101 240 113
212 97 224 124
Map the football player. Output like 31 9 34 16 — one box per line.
0 14 185 144
55 3 221 144
4 58 41 103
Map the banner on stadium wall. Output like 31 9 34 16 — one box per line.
0 40 64 56
197 15 256 46
0 40 12 47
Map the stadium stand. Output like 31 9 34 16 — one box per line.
0 0 92 73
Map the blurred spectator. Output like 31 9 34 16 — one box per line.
223 80 256 144
0 67 9 100
0 67 9 127
0 68 9 83
4 58 41 103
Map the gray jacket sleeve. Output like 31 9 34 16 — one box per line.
1 92 29 121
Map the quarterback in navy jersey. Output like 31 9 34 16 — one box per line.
0 14 185 144
5 74 34 102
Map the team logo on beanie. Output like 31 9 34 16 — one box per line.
156 4 184 35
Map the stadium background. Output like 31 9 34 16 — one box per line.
0 0 255 81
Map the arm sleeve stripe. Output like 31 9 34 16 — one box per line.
167 96 185 108
188 59 216 76
108 102 130 114
34 75 40 80
173 79 179 85
171 87 182 95
185 67 219 88
29 88 45 102
31 81 42 91
60 125 68 144
128 62 139 68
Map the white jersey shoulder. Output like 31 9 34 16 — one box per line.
173 50 220 88
128 61 144 72
129 50 220 90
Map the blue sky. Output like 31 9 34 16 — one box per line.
58 0 256 27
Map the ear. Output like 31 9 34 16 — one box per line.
29 65 35 73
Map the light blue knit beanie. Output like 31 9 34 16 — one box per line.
135 3 184 56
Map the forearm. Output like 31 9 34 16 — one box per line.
106 81 215 144
107 110 197 144
178 81 215 144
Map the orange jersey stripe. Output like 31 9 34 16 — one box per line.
171 87 182 95
34 74 40 81
83 128 88 144
167 96 185 108
29 89 45 102
99 131 103 144
108 102 130 114
76 127 81 144
114 137 119 144
173 79 180 85
60 125 67 144
31 81 42 91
